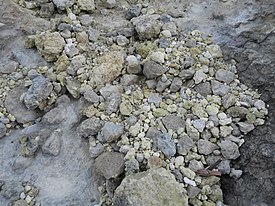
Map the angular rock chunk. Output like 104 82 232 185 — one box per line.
143 61 165 79
97 122 124 143
78 117 103 137
156 133 176 158
162 114 185 132
113 168 188 206
215 69 235 84
0 123 7 138
194 82 212 97
218 140 240 159
42 129 62 156
177 134 194 155
197 139 218 155
211 80 230 96
77 0 95 12
125 4 142 20
52 0 74 10
24 76 53 110
95 152 125 179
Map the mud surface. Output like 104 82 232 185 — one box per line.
0 0 274 205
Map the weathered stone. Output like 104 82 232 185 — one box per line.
179 68 195 80
125 159 140 174
119 101 133 116
65 77 81 98
80 85 99 103
131 15 162 40
0 122 7 138
120 74 139 86
222 93 237 109
211 80 230 96
35 32 65 62
180 167 196 179
156 79 171 92
197 139 218 155
206 45 223 58
42 105 67 125
1 61 18 74
125 4 142 20
170 77 182 92
192 119 206 132
89 141 104 158
149 51 165 64
238 122 255 134
97 122 124 143
113 168 188 206
227 106 249 118
87 28 100 42
143 61 165 79
254 99 266 110
42 129 62 156
218 140 240 159
95 152 125 179
156 133 176 158
52 0 74 10
24 76 53 110
77 0 95 12
126 55 142 74
215 69 235 84
177 134 194 155
194 82 212 97
194 69 207 84
162 115 185 132
78 118 103 137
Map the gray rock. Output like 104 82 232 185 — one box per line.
222 93 237 109
179 68 195 80
187 186 201 198
182 56 195 68
116 35 129 46
206 44 223 58
97 122 124 143
24 76 53 110
145 79 157 89
120 74 139 86
0 123 7 138
227 106 249 118
65 77 81 99
219 140 240 159
113 168 188 206
12 155 33 172
211 80 230 96
162 114 185 132
52 0 74 10
170 77 182 92
89 142 104 158
162 22 177 36
105 93 122 114
188 159 204 172
192 119 206 132
42 129 62 156
78 117 103 137
194 82 212 97
156 79 171 92
88 28 100 42
156 133 176 158
125 159 140 174
42 106 67 125
1 61 18 74
177 134 194 155
215 69 235 84
254 99 266 110
230 168 243 179
197 139 218 155
40 2 55 18
148 93 162 106
193 69 207 84
143 61 165 79
125 4 142 20
237 122 255 134
77 0 95 12
126 55 142 74
95 152 125 179
146 127 162 149
217 160 231 174
81 86 99 103
131 14 162 40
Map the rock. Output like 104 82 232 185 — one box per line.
179 68 195 80
42 106 67 125
90 51 124 88
206 45 223 58
143 61 165 79
120 74 139 86
0 123 7 138
1 61 18 74
52 0 74 10
211 80 230 96
78 118 103 137
13 200 28 206
187 186 201 198
237 122 255 134
35 31 65 62
254 99 266 110
131 14 162 40
162 21 177 36
218 140 240 159
148 92 162 106
156 79 171 92
197 139 219 155
230 168 243 179
97 122 124 143
24 75 53 110
119 100 133 116
80 87 99 103
194 82 212 97
180 167 196 179
105 93 122 114
89 141 104 158
162 115 185 132
106 177 122 198
184 177 196 186
215 69 235 84
177 134 194 155
149 51 165 64
42 129 62 156
65 77 81 98
193 69 207 84
95 152 125 179
116 35 129 46
87 28 100 42
125 4 142 20
201 176 220 186
113 168 188 206
170 77 182 92
126 55 142 74
156 133 176 158
188 159 204 172
77 0 95 12
208 185 223 202
222 93 237 109
192 119 206 132
174 156 184 168
227 106 249 118
125 159 140 174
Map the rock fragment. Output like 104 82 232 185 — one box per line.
156 133 176 158
78 118 103 137
143 61 165 79
218 140 240 159
97 122 124 143
42 129 62 156
162 115 185 132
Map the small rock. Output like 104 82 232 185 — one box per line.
125 159 140 174
184 177 196 186
218 140 240 159
1 61 18 74
0 123 7 138
211 80 230 96
206 44 223 58
42 106 67 125
230 168 243 179
77 0 95 12
179 68 195 80
194 82 212 97
81 86 100 103
180 167 196 179
197 139 218 155
149 51 165 64
215 69 235 84
193 69 207 84
187 186 201 198
125 4 142 20
89 141 104 158
143 61 166 79
170 77 182 92
65 77 81 98
177 134 194 155
192 119 206 132
227 106 249 118
87 28 100 42
237 122 255 134
52 0 74 10
42 129 62 156
254 99 266 110
120 101 133 116
97 122 124 143
156 133 176 158
78 117 103 137
174 156 184 168
95 152 125 179
162 114 185 132
116 35 129 46
222 93 237 109
156 79 171 92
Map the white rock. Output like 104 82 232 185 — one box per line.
174 156 184 168
184 177 196 186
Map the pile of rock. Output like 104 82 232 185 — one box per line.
1 1 268 205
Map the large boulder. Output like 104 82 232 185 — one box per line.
113 168 188 206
